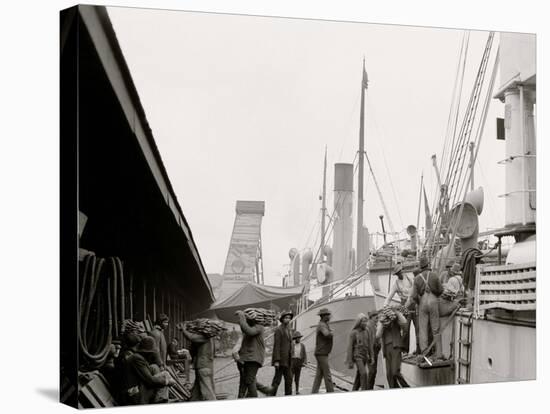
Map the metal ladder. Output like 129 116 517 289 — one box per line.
456 312 473 384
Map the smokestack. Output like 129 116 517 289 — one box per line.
407 225 418 252
332 163 354 281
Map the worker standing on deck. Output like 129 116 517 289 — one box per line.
290 331 307 394
376 310 409 388
439 266 464 317
311 308 335 393
270 310 294 395
181 323 217 400
346 313 374 391
149 314 169 370
405 256 444 361
384 265 418 354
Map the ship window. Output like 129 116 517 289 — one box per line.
488 357 493 369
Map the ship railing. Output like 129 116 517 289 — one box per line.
473 261 536 318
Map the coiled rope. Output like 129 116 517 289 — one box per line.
78 253 125 370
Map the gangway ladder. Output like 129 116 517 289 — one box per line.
456 312 474 384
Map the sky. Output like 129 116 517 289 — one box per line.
107 7 506 286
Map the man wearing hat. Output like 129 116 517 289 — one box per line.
439 264 464 317
439 262 461 285
405 255 444 361
123 336 175 404
290 331 307 394
384 264 417 354
311 308 334 393
269 310 294 396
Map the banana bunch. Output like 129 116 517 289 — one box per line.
377 305 409 327
183 318 227 338
377 306 397 327
121 319 146 335
243 307 276 326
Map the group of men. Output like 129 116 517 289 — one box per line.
229 255 465 397
104 313 223 405
105 255 464 404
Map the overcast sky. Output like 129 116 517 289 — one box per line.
107 7 506 285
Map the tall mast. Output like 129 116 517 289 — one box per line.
357 59 368 270
320 146 327 256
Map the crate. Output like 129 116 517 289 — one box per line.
474 262 536 317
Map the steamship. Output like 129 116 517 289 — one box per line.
292 31 536 388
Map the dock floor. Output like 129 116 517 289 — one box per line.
212 356 346 399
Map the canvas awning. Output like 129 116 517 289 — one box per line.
210 283 304 323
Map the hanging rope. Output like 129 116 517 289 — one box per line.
78 253 125 371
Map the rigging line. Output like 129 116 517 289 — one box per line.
302 212 321 252
436 47 499 269
450 43 495 209
444 30 471 182
441 31 469 177
365 95 404 230
364 152 395 233
444 31 471 179
298 192 322 249
454 47 499 207
446 33 494 205
451 32 494 181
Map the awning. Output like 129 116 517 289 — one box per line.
210 283 304 323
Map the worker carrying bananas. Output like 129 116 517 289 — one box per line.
405 256 444 362
384 264 418 354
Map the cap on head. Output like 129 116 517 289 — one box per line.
317 308 331 317
136 336 158 353
393 264 403 275
292 331 303 339
450 262 462 274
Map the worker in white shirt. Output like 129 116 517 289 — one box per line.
384 264 418 354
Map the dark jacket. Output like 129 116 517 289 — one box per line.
237 314 265 365
120 350 167 404
182 329 214 370
376 316 408 357
272 324 294 366
314 320 333 356
346 328 374 365
148 326 167 366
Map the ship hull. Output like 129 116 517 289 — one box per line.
294 295 387 385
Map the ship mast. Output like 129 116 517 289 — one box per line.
357 59 368 271
320 146 327 256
